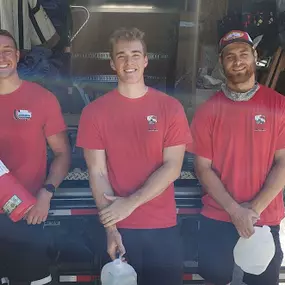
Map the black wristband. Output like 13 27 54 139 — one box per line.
43 184 56 194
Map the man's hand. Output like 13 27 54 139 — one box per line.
25 189 52 225
99 194 137 228
106 226 126 260
229 204 260 239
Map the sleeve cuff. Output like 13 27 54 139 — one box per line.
76 142 105 150
191 149 212 160
45 126 67 138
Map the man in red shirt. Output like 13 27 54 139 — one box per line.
76 27 191 285
0 29 70 285
191 30 285 285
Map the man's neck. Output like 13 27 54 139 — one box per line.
117 80 148 99
227 76 255 93
222 76 259 102
0 75 22 95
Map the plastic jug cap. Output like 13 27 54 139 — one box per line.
233 226 275 275
113 258 123 266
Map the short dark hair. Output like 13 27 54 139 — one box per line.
0 29 18 49
109 27 147 58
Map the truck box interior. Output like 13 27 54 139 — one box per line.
2 0 285 284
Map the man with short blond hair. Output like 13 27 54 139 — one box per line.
77 27 192 285
109 27 147 55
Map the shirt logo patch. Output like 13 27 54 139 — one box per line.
14 110 32 121
254 114 266 131
146 115 158 131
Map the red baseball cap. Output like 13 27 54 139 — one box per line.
219 30 253 53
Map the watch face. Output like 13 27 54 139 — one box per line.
45 184 55 193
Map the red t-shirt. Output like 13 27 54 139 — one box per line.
0 81 66 196
190 85 285 226
76 87 192 229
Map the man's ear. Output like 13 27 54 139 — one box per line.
16 50 20 63
110 59 116 71
253 49 258 63
144 55 148 68
219 54 223 65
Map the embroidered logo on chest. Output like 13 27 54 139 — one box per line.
254 114 266 132
146 115 158 131
14 110 32 121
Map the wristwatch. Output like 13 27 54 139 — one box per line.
43 184 56 195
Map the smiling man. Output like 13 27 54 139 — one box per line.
76 27 191 285
0 29 70 285
191 30 285 285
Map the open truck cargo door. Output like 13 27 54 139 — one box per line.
2 0 285 284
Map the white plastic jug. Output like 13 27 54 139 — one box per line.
233 226 275 275
101 258 137 285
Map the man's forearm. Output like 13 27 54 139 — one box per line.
46 153 70 188
128 162 180 208
89 170 115 211
196 167 239 215
251 161 285 215
89 170 117 232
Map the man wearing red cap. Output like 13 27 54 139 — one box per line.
191 30 285 284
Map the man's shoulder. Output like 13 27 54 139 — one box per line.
150 88 176 101
195 90 222 112
149 88 184 110
259 84 285 100
23 80 49 93
22 80 55 100
20 81 60 108
81 89 116 115
258 85 285 109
